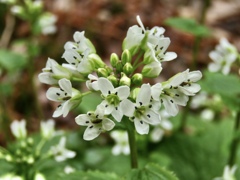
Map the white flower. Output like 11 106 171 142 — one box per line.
213 165 237 180
0 174 23 180
141 61 162 78
98 77 130 122
51 137 76 162
150 110 173 142
34 172 46 180
75 104 115 140
200 109 214 121
38 58 71 85
64 31 95 54
38 13 57 35
144 40 177 64
40 119 55 139
121 84 161 135
46 78 82 117
86 74 99 91
208 38 238 75
110 130 130 155
190 91 208 109
123 15 166 53
64 165 75 174
0 0 16 4
10 119 27 139
11 5 23 15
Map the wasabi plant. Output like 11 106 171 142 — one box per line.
39 15 202 175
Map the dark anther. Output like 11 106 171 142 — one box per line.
115 92 118 95
139 102 143 106
108 90 111 94
175 94 180 97
86 121 89 123
60 88 64 91
57 104 61 108
161 99 163 103
89 125 93 129
115 107 118 110
147 114 151 118
56 93 60 96
135 106 138 110
160 47 163 50
96 115 99 118
170 100 174 103
65 93 67 96
149 105 152 108
140 121 143 124
170 85 172 89
105 104 108 108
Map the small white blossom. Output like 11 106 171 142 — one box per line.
46 78 82 117
40 119 55 139
98 77 130 122
64 165 75 174
110 130 130 155
51 137 76 162
208 38 238 75
86 74 99 91
38 13 57 35
10 119 27 139
34 172 46 180
75 104 115 140
0 174 23 180
121 84 161 135
213 165 237 180
38 58 71 85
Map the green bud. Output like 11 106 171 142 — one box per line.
27 156 35 164
105 66 113 74
130 88 140 100
123 63 133 75
88 54 105 69
5 155 13 162
97 68 109 77
110 53 119 68
116 61 123 73
121 49 132 64
131 73 143 86
119 73 131 86
107 75 118 87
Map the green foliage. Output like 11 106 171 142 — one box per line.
59 170 120 180
0 49 27 72
125 163 178 180
164 17 210 37
200 71 240 110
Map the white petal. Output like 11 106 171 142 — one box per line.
162 52 177 61
188 71 202 82
162 96 179 116
180 84 201 95
83 125 101 141
151 83 162 101
46 87 62 102
75 114 91 126
38 72 58 85
222 65 230 75
172 92 189 106
134 118 149 135
136 15 145 31
59 78 72 95
111 108 123 122
115 86 130 100
62 100 76 117
98 78 114 96
209 51 222 62
102 118 115 131
120 99 135 117
137 84 151 106
168 71 188 87
53 104 63 117
73 31 85 43
208 63 220 72
142 109 161 125
64 149 76 159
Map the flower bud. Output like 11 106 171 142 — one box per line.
110 53 119 68
131 73 143 86
119 73 131 86
107 75 118 87
142 61 162 78
88 54 105 69
97 68 109 77
121 49 132 64
130 87 140 100
123 63 133 75
116 61 123 73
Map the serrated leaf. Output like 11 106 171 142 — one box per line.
59 170 120 180
125 163 178 180
0 49 28 71
164 17 210 37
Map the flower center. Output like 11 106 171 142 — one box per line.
134 106 146 119
106 94 120 107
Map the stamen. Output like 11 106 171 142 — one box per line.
89 125 93 129
139 102 143 106
140 121 143 124
86 121 89 123
147 114 151 118
56 93 60 96
170 100 174 103
149 105 152 108
175 94 180 97
108 90 111 94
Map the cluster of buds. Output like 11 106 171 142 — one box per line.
39 16 202 140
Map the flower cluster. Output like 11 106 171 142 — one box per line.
39 16 202 140
208 38 239 75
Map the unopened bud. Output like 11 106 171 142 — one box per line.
110 53 119 68
119 73 131 86
131 73 143 86
107 75 118 87
121 49 132 64
88 54 105 69
142 61 162 78
130 88 140 100
123 63 133 75
116 61 123 73
97 68 109 77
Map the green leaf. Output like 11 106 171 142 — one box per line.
125 163 179 180
59 170 120 180
200 71 240 110
0 49 28 71
164 17 210 37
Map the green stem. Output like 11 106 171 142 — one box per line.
123 117 138 169
228 110 240 167
178 97 192 132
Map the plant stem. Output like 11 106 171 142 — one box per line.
228 110 240 167
123 117 138 169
